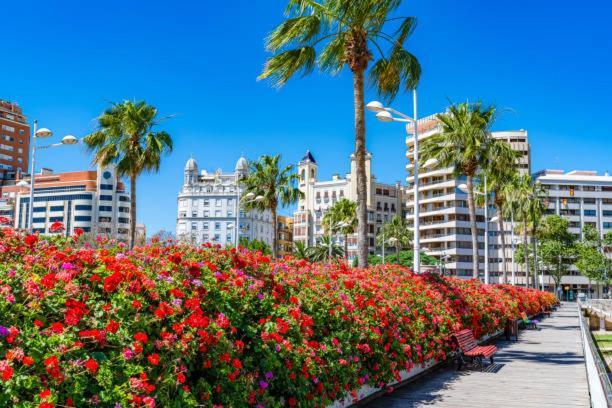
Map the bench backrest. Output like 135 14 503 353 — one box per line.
453 329 478 352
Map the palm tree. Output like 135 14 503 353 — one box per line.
84 101 173 248
322 198 357 258
292 241 310 260
376 215 411 256
420 102 496 279
259 0 421 267
241 155 302 259
511 174 547 288
478 139 520 284
308 235 344 262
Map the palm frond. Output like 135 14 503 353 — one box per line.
258 47 317 87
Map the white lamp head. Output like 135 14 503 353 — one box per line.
489 215 499 223
375 111 394 122
457 183 469 194
35 128 53 138
61 135 78 145
423 158 438 169
16 180 29 187
243 192 255 199
254 195 265 202
226 223 234 228
366 101 385 112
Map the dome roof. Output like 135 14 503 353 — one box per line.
185 157 198 171
235 156 248 172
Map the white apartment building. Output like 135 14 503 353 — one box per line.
405 114 531 280
293 151 403 261
2 165 131 241
534 169 612 296
176 157 274 247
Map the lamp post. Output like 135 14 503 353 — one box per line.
235 191 264 250
27 123 79 232
458 175 492 284
510 208 517 285
366 92 433 274
327 218 348 260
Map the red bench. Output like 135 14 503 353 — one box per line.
452 329 497 371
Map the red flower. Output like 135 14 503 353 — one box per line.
103 272 123 292
23 356 34 366
25 234 38 246
1 365 13 381
134 332 148 344
50 322 64 334
177 372 186 384
84 358 99 374
147 353 160 366
73 227 84 236
49 221 65 233
106 320 120 334
0 216 10 225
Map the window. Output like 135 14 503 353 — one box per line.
603 210 612 217
118 207 130 213
99 206 112 212
75 205 92 211
216 199 222 207
98 216 111 223
215 222 221 230
49 206 63 212
49 216 63 222
118 217 129 224
213 234 220 242
203 199 210 206
203 223 209 230
33 207 46 213
191 222 197 230
100 184 113 190
1 125 15 132
584 209 596 216
100 195 113 201
32 217 45 223
119 196 130 202
203 210 209 217
74 216 91 222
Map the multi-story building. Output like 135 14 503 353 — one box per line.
293 150 403 261
534 169 612 296
176 157 274 247
277 215 294 257
0 100 30 180
0 165 131 240
405 113 531 280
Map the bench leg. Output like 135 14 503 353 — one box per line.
476 356 484 372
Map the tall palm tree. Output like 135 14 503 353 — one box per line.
511 174 547 288
84 101 173 248
242 155 302 259
259 0 421 267
376 215 412 255
420 102 496 279
322 198 357 258
478 139 520 284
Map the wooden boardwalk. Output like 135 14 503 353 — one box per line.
364 303 589 408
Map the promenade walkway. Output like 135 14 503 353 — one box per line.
364 303 589 407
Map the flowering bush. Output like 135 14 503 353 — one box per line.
0 228 555 407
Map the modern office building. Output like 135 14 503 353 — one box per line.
176 157 274 247
0 165 131 240
404 113 531 280
534 169 612 296
277 215 294 258
293 150 403 261
0 100 30 180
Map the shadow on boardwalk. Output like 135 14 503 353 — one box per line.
363 303 589 408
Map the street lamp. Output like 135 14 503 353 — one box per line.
457 176 492 284
27 121 80 232
234 191 264 250
327 218 349 260
367 89 425 273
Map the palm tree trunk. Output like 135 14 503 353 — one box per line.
466 175 479 279
344 233 348 260
130 175 136 249
523 221 530 288
496 202 508 284
271 207 278 259
353 69 368 268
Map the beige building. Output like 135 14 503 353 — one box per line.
534 169 612 297
293 151 403 262
277 215 293 258
405 113 531 280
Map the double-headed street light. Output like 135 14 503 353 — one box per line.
27 121 80 232
457 177 494 284
367 90 431 274
234 191 264 250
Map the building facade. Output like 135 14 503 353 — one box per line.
176 157 274 247
293 151 403 261
405 113 531 280
0 165 130 240
534 169 612 296
0 100 30 180
277 215 294 257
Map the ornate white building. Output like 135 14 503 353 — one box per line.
293 151 404 261
176 157 274 247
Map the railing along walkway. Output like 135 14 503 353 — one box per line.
363 303 589 407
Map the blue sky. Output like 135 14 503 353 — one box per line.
2 0 611 234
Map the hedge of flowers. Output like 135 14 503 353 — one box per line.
0 228 555 407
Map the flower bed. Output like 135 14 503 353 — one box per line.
0 228 555 407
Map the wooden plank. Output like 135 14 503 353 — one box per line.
362 303 589 408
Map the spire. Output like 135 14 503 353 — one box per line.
300 150 316 164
